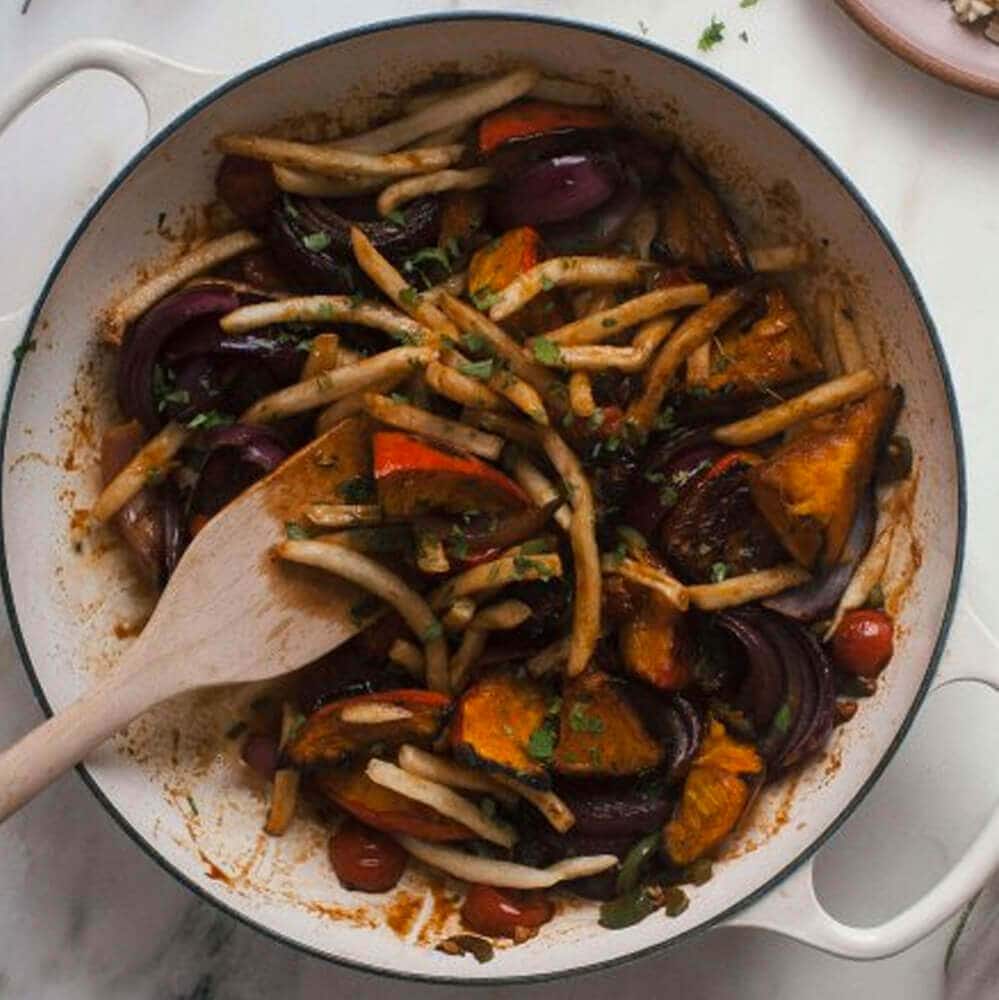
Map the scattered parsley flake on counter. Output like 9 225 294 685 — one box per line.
532 337 564 367
740 30 750 42
638 18 650 35
773 702 792 734
698 16 726 51
302 231 331 252
739 0 759 7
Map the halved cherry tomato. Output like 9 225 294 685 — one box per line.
830 609 894 677
478 101 612 155
460 884 554 938
330 819 407 893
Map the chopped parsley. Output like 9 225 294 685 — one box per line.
527 722 557 762
157 387 190 412
616 525 648 554
422 619 443 642
588 409 606 429
739 0 759 7
398 285 420 308
739 30 750 42
772 702 792 735
519 538 552 556
546 695 563 717
470 286 500 312
386 209 406 227
145 467 165 486
654 406 676 432
284 522 310 540
601 317 618 329
458 358 494 381
532 337 564 367
513 554 554 580
568 701 605 734
302 231 331 252
314 300 335 321
186 410 233 430
336 475 375 503
349 291 365 309
659 485 680 507
710 561 730 583
461 332 487 354
698 16 726 51
540 274 555 292
404 246 452 281
588 745 604 767
389 391 411 405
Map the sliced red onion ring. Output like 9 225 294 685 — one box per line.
540 166 643 254
117 287 241 433
489 152 620 230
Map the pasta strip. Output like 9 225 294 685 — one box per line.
687 565 811 611
220 295 430 344
568 372 597 418
276 539 449 692
539 284 709 347
748 243 811 272
397 745 518 808
377 167 494 217
537 428 600 677
215 134 464 178
91 421 189 523
426 360 506 410
712 368 881 446
242 347 433 424
429 554 563 611
101 230 262 345
489 257 652 322
627 282 761 432
363 393 503 461
832 294 868 374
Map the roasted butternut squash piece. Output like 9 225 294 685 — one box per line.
468 227 542 298
316 765 471 842
619 590 692 691
285 690 451 768
554 672 664 778
451 670 551 788
657 152 750 280
663 719 762 864
704 288 824 397
749 386 897 567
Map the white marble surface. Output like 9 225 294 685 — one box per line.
1 1 998 997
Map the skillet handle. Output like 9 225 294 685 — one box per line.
728 595 999 959
0 39 224 383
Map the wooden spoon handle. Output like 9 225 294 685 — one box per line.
0 646 173 822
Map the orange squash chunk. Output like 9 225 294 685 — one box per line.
554 672 663 778
373 431 528 516
619 590 693 691
286 690 451 768
705 287 824 396
317 765 471 842
749 386 897 567
451 670 551 788
468 226 542 298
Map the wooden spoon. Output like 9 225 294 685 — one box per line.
0 415 375 821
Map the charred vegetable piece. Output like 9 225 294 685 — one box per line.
619 591 692 691
316 765 471 841
654 152 750 281
830 609 894 677
330 818 408 892
438 189 488 252
663 721 761 865
216 155 279 227
100 421 166 584
285 690 451 768
373 431 529 516
468 226 542 298
554 673 664 778
452 670 552 788
478 101 613 155
749 386 898 568
661 451 785 583
461 884 555 938
701 288 824 398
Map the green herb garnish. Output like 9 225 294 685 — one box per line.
302 231 331 252
386 209 406 227
527 723 557 762
399 285 420 308
540 274 555 292
186 410 234 430
284 522 310 540
531 337 564 367
568 701 605 734
772 702 792 734
458 358 494 381
698 16 725 51
710 561 730 583
422 619 443 642
470 286 500 311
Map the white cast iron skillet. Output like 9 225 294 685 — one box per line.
0 14 994 985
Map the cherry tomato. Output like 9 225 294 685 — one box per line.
330 819 407 893
460 884 554 939
830 609 894 677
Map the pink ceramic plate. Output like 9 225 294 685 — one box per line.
837 0 999 98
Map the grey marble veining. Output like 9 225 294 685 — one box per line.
1 1 997 998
